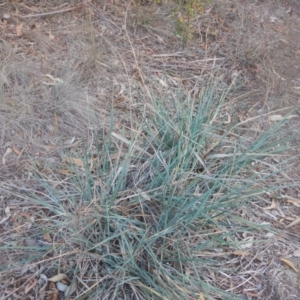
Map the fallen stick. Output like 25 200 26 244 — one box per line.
21 2 88 18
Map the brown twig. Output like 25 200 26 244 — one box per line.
20 2 88 18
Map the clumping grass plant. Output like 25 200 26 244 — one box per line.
1 84 297 299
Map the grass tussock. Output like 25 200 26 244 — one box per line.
0 83 298 299
0 40 103 150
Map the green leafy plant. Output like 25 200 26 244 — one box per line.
173 0 212 44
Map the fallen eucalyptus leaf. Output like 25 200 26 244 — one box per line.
48 273 67 282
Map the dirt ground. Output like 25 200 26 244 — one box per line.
1 0 300 299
